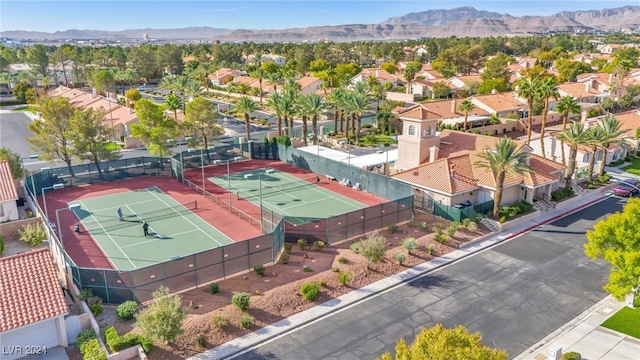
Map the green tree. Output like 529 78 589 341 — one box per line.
124 88 142 107
556 59 593 82
93 69 116 96
481 52 513 83
516 75 542 145
12 81 33 104
477 78 509 95
135 286 187 344
0 147 24 179
585 126 604 184
357 232 386 269
377 324 508 360
235 96 257 142
555 122 590 190
164 94 183 120
474 137 532 218
298 93 328 145
536 76 559 158
555 95 581 164
403 61 422 95
343 91 369 145
26 44 49 78
250 67 267 104
457 99 474 131
597 115 630 177
26 97 77 176
130 99 178 157
183 97 222 157
267 91 285 136
432 81 451 99
585 198 640 304
380 62 398 75
69 108 121 181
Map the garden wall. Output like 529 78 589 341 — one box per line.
0 217 41 242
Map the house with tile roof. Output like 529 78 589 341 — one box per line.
471 92 527 118
447 74 483 93
0 160 19 222
393 111 566 210
557 82 603 104
208 68 242 86
351 68 400 89
296 76 324 96
0 249 69 359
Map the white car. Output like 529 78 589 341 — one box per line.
137 85 151 91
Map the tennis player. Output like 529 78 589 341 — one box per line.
142 221 149 238
117 206 123 221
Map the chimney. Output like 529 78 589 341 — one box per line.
375 70 379 78
125 98 131 108
585 82 591 93
451 99 457 114
581 110 588 123
92 88 97 97
127 107 132 115
429 146 439 163
608 73 613 83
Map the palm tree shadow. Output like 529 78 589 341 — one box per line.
406 273 460 290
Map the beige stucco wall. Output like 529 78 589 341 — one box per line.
450 191 480 206
498 184 524 205
0 200 19 222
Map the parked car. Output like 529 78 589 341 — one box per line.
137 85 151 91
613 179 640 197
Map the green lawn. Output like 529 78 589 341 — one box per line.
621 158 640 176
11 106 38 114
601 306 640 339
105 142 123 151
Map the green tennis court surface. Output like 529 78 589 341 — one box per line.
69 187 233 271
209 168 367 224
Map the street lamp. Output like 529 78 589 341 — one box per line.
21 154 39 198
41 183 64 220
56 203 81 250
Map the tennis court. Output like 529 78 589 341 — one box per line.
69 186 234 271
209 168 367 224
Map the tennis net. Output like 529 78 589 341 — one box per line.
235 177 319 201
127 200 198 221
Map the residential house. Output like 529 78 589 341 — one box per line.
393 117 565 208
471 92 527 118
297 76 324 96
247 54 286 66
0 160 19 222
208 68 242 86
350 68 400 89
557 82 602 103
447 74 483 94
599 44 624 54
0 249 69 360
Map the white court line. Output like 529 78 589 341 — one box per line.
78 200 137 269
124 204 160 236
277 197 328 211
271 172 364 209
145 189 225 247
89 199 160 215
119 229 200 249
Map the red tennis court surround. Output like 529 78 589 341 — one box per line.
183 159 388 222
38 176 263 269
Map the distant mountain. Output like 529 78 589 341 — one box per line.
2 5 639 42
380 6 513 26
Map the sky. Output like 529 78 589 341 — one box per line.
1 0 637 33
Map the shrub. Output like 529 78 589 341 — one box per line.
283 243 293 253
297 238 308 250
445 225 457 237
357 232 387 268
239 314 254 329
313 241 325 251
562 352 582 360
434 233 447 243
349 242 361 254
337 256 348 264
420 221 428 230
196 334 207 348
116 301 137 320
104 326 120 351
279 252 290 264
254 290 261 296
395 252 406 265
19 222 46 246
402 237 417 253
80 339 106 360
387 223 398 233
209 283 219 294
253 265 266 277
300 283 320 301
135 286 187 343
427 244 436 255
90 302 103 315
466 221 478 232
551 188 575 201
317 279 327 287
473 213 483 222
212 315 228 329
0 234 4 255
76 329 97 347
232 292 251 312
302 265 313 272
331 267 340 272
498 200 534 222
462 218 472 227
338 271 351 285
104 326 153 353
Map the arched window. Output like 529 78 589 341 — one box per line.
424 126 431 136
408 125 415 135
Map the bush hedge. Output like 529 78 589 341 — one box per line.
116 301 138 320
300 283 320 301
498 201 533 223
80 339 106 360
551 188 575 201
104 326 153 353
232 292 250 311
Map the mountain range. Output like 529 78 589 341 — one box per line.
2 6 639 42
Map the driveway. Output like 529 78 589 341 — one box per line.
235 196 623 359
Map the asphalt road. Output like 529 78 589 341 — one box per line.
235 196 623 360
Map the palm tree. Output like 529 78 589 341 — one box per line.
517 76 541 145
294 98 310 146
267 91 284 136
184 81 203 106
457 99 474 131
326 87 345 135
344 91 369 145
250 67 267 104
299 93 328 145
279 93 295 137
473 137 532 218
555 122 590 190
158 76 175 94
235 96 257 142
597 115 630 177
266 72 283 94
536 77 559 158
586 126 604 184
555 96 581 164
165 94 183 120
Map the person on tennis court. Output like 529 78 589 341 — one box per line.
142 221 149 238
117 206 123 221
316 176 320 184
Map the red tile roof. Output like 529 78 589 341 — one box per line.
0 249 68 332
0 160 18 201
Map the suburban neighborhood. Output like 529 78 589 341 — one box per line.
1 3 640 360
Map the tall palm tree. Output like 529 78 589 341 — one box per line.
158 76 175 94
165 94 183 120
344 91 369 146
235 96 257 142
517 76 541 145
473 137 532 218
555 95 581 164
326 87 345 135
279 93 295 137
597 114 630 177
457 99 474 131
282 86 299 135
294 97 310 146
555 122 590 190
536 77 559 158
266 72 283 94
586 126 604 184
299 93 328 145
184 81 203 106
250 67 267 104
267 91 284 136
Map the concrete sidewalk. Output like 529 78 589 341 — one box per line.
191 190 614 360
514 296 639 360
